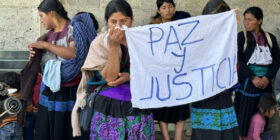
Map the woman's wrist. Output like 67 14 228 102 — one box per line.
109 45 120 51
43 42 51 50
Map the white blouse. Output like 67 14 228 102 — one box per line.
247 44 272 65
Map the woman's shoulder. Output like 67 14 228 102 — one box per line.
91 31 107 44
67 24 74 38
173 11 191 20
265 31 277 42
150 18 162 24
89 31 108 50
252 113 265 123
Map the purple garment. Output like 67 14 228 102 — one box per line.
90 111 155 140
252 32 267 46
46 21 73 43
99 84 131 102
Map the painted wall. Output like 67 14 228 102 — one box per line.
0 0 279 49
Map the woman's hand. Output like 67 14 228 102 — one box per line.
107 72 130 87
28 46 36 60
33 107 38 114
234 8 241 24
252 76 262 88
260 76 269 89
28 41 49 59
28 41 49 50
108 26 125 47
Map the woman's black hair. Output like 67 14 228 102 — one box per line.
105 0 133 22
76 12 99 31
38 0 70 20
243 6 263 25
258 95 277 115
0 72 20 91
202 0 230 15
153 0 176 19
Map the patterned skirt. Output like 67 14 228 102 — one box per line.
191 90 239 140
234 76 272 137
90 94 155 140
34 84 78 140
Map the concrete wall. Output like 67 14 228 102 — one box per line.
0 0 279 50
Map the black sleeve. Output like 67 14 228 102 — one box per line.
274 69 280 94
265 33 280 80
237 32 255 80
173 11 191 20
185 12 191 18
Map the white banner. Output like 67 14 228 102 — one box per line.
126 10 238 109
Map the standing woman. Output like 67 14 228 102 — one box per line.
190 1 239 140
150 0 191 140
71 0 155 139
28 0 97 140
234 6 280 139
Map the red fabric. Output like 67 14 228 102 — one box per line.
237 61 239 72
31 73 81 108
32 74 41 108
61 73 82 87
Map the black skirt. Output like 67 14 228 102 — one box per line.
191 90 239 140
93 94 152 118
152 104 190 123
234 76 272 137
34 85 78 140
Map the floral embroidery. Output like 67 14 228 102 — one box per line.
191 107 238 131
201 114 214 125
90 111 155 140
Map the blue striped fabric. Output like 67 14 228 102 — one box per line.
61 13 97 83
39 93 74 112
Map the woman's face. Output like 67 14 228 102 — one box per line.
107 12 133 29
243 13 262 33
38 10 53 30
158 2 175 22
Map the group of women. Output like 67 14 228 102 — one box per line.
26 0 280 140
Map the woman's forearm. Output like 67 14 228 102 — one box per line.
100 46 120 82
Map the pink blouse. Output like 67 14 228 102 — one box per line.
244 113 265 140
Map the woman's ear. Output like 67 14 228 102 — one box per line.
48 10 56 18
258 18 263 25
157 10 160 15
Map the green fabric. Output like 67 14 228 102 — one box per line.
191 107 238 131
249 65 269 77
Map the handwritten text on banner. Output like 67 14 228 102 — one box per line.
126 10 238 109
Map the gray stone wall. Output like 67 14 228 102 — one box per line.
0 0 41 50
0 0 279 50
